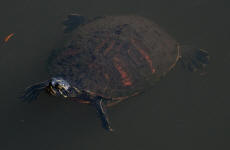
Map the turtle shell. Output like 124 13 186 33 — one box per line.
48 15 180 98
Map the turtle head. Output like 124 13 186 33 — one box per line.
47 77 71 98
20 77 75 102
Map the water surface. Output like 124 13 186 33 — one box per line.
1 0 230 150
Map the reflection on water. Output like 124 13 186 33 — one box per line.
1 0 230 150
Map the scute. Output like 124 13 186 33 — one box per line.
48 15 179 98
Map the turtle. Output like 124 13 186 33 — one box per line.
21 14 209 132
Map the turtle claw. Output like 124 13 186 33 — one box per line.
180 46 209 74
197 49 209 57
191 59 203 70
196 50 210 64
187 63 197 72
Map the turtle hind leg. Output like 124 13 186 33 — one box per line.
180 45 210 74
62 13 86 33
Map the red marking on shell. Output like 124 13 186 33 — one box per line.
104 40 115 55
131 39 156 73
62 49 79 56
107 92 141 107
95 39 107 52
88 63 97 69
113 57 132 86
104 73 110 80
115 43 123 52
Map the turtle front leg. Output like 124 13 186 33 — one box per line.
93 97 114 132
20 80 50 102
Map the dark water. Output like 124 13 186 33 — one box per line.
1 0 230 149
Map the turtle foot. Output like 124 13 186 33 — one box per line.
180 45 209 74
20 81 49 102
63 13 86 33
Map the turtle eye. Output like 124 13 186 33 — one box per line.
55 83 63 90
55 83 59 88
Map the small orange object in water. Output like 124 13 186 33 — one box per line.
4 33 14 43
113 57 132 86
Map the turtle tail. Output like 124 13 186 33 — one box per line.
179 45 210 74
